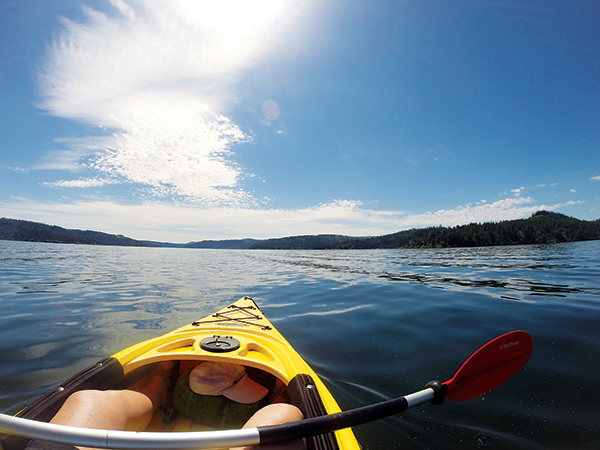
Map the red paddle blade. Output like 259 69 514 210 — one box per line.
444 330 533 401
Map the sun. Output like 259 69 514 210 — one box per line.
178 0 286 37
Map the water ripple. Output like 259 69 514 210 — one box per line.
1 240 599 448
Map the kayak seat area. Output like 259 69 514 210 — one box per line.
143 359 291 433
1 357 339 449
144 363 342 450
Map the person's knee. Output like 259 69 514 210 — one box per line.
61 390 108 411
73 390 133 411
243 403 304 429
261 403 304 423
54 388 156 431
51 390 117 428
235 404 305 450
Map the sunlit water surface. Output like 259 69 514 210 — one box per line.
1 240 599 449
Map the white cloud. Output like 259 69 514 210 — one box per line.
511 186 524 195
591 175 600 181
0 196 581 243
44 178 112 188
32 149 90 171
37 0 291 205
396 197 541 227
8 167 27 173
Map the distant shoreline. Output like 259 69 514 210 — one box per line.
1 211 599 250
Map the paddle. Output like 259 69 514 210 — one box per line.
0 330 532 449
259 330 533 444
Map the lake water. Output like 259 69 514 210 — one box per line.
0 239 599 449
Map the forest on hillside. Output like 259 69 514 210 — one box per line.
333 211 600 249
0 218 158 247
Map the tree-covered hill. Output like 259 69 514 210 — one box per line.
335 211 600 249
0 218 160 247
333 229 416 249
249 234 351 250
185 238 260 249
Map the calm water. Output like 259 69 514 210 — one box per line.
0 240 599 449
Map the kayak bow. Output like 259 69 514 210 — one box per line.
0 297 360 450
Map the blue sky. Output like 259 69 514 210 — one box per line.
1 0 599 243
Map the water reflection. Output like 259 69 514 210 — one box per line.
378 271 584 300
259 244 599 302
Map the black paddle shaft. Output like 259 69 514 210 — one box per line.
259 381 447 444
259 396 409 444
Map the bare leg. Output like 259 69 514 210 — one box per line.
50 368 169 450
231 404 306 450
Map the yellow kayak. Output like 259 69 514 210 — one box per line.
1 297 360 450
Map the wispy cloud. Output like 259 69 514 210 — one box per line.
44 178 113 188
591 175 600 181
37 0 290 205
33 149 90 171
0 196 580 242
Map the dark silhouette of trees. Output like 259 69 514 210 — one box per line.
334 211 600 249
0 218 158 247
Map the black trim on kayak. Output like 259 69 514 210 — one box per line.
288 374 339 450
191 302 272 330
0 358 124 450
